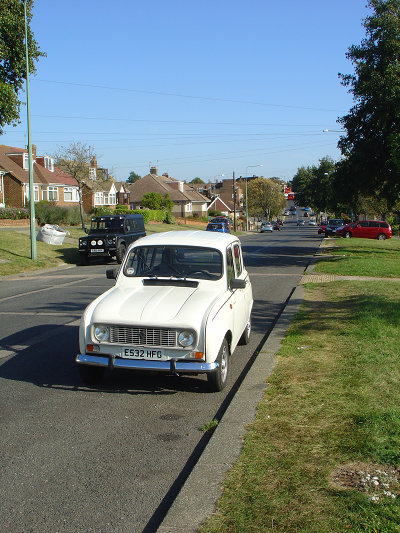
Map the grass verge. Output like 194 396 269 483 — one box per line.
314 237 400 278
200 244 400 532
0 221 236 276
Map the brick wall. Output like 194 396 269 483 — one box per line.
4 175 24 207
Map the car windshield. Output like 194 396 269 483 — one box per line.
90 217 124 232
123 245 223 280
328 219 343 226
207 224 223 230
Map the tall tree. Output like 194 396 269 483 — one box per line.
247 178 286 220
127 171 141 183
0 0 45 133
337 0 400 209
54 142 96 229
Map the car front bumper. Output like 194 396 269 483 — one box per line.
76 353 218 374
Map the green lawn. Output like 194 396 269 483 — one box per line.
200 241 400 532
0 220 238 276
314 237 400 278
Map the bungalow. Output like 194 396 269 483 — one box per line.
0 145 127 213
127 167 209 217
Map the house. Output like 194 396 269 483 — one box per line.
0 145 126 213
0 144 81 209
127 167 209 217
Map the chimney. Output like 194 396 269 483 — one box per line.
90 156 98 168
162 172 169 178
150 166 158 175
32 144 37 159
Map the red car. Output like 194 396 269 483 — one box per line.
318 221 327 234
336 220 392 240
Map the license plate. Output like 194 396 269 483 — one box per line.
121 347 166 360
90 249 104 253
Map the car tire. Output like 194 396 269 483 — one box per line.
78 365 105 385
344 231 352 238
377 233 387 240
238 319 251 346
116 243 126 264
207 338 229 392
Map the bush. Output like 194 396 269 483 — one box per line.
115 204 129 214
63 206 82 226
208 209 223 217
90 206 114 216
0 207 29 220
163 211 175 224
35 201 67 225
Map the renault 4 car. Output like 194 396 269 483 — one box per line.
76 231 253 392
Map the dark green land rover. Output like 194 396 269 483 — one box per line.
78 214 146 265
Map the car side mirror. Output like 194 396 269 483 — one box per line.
230 278 246 290
106 268 118 279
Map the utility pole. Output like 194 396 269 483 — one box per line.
24 0 37 260
232 171 236 231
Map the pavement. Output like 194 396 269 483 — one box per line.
157 277 308 532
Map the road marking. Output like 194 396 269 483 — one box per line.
0 276 106 302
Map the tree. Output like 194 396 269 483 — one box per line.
141 192 173 211
247 178 286 220
337 0 400 209
54 142 96 229
0 0 45 133
127 171 141 183
189 177 205 184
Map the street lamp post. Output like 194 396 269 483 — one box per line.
24 0 37 261
245 164 263 231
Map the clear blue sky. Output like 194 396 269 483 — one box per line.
1 0 370 183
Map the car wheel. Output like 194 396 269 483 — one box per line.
344 231 352 238
377 233 387 240
78 365 105 385
116 243 126 264
238 319 251 346
207 338 229 392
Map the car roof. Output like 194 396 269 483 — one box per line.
131 230 239 251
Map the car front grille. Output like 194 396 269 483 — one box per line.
109 326 177 347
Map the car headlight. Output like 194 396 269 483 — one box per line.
93 325 109 342
178 330 195 347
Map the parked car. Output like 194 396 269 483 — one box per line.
318 221 327 234
210 216 232 227
324 219 345 237
76 231 253 392
78 214 146 265
206 222 231 233
303 206 310 212
336 220 392 240
297 219 305 226
260 222 273 232
273 222 281 230
308 218 317 226
277 219 284 226
284 210 291 216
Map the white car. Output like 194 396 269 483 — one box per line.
260 222 273 232
76 231 253 392
308 219 317 226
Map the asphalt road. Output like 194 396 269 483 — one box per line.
0 221 322 533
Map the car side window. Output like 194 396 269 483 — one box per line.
379 222 388 228
233 244 242 277
369 221 379 228
226 247 235 287
359 221 369 227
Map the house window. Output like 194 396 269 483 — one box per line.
44 156 54 172
64 187 79 202
43 186 59 201
23 153 29 169
25 184 40 202
89 167 97 180
94 192 103 205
